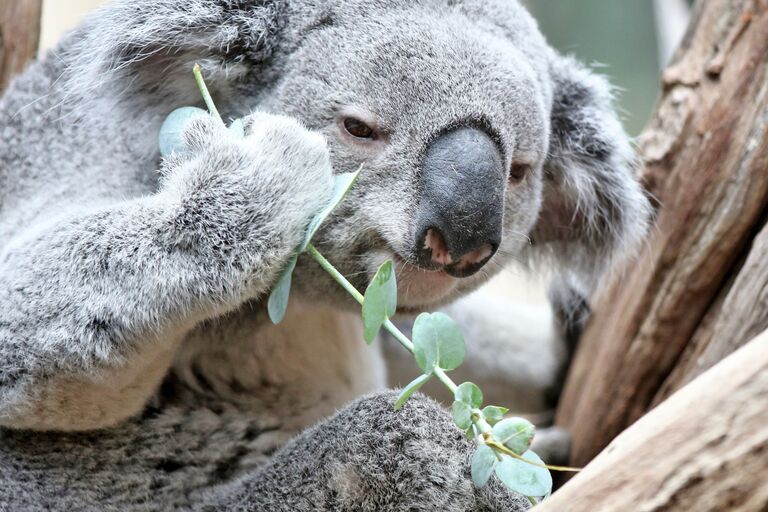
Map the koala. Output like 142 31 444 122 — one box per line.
0 0 650 510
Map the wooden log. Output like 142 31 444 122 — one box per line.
0 0 42 93
556 0 768 468
654 219 768 403
536 330 768 512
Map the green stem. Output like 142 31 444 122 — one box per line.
383 318 415 352
472 409 493 435
485 440 581 472
193 63 223 124
307 244 364 304
433 367 458 393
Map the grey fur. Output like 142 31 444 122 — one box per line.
0 0 650 509
0 391 528 511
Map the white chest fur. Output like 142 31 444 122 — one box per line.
173 298 388 430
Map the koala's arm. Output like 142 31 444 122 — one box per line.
0 115 332 431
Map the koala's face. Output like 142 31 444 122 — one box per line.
258 2 554 311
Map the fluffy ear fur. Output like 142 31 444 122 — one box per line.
526 55 652 295
64 0 286 109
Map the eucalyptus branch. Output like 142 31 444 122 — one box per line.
157 64 581 504
308 243 578 474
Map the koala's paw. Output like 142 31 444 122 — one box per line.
159 112 334 255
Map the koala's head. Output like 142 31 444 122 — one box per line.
253 1 552 311
247 0 650 311
79 0 651 312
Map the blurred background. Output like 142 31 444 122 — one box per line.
37 0 688 303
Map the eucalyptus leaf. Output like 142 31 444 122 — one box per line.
362 260 397 344
455 382 483 409
158 106 208 157
451 400 472 430
394 373 431 410
471 444 498 487
412 312 466 374
300 170 361 252
481 405 509 426
494 450 552 498
267 254 298 324
491 417 536 455
412 313 437 373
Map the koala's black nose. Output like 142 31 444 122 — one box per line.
414 127 505 278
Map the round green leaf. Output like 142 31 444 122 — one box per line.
362 260 398 343
455 382 483 409
412 313 438 373
158 106 208 157
412 312 466 374
471 444 498 487
451 400 472 430
492 417 535 455
494 450 552 498
482 406 509 426
429 312 465 370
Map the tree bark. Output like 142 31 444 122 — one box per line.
556 0 768 468
536 330 768 512
654 220 768 403
0 0 42 93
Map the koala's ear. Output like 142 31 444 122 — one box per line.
526 55 652 294
66 0 286 106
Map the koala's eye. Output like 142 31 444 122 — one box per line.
509 162 531 185
343 117 376 140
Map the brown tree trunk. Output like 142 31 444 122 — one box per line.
0 0 42 93
537 330 768 512
556 0 768 468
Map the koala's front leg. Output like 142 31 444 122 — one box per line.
0 114 332 431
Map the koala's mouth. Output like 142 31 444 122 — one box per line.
389 254 460 310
